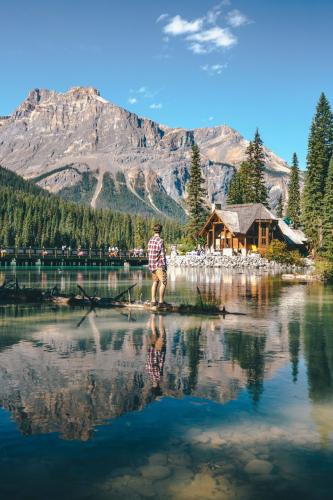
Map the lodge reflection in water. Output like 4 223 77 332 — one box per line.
0 271 332 443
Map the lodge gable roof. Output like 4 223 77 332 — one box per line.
201 203 277 236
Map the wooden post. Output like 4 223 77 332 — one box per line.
258 222 262 248
212 224 215 250
266 223 269 246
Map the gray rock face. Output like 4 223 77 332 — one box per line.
0 87 291 217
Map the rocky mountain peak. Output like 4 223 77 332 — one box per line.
0 87 291 218
67 86 101 97
14 88 52 118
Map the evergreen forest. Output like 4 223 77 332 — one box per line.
0 166 183 249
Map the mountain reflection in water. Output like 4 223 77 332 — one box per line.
0 269 333 500
0 268 330 444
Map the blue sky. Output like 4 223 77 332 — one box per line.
0 0 332 168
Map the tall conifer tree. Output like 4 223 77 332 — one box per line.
186 144 207 242
227 168 243 204
276 194 283 218
251 129 268 205
323 155 333 256
287 153 301 227
302 93 333 249
227 130 268 206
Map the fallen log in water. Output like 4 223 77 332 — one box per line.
48 284 246 316
114 301 245 316
73 284 227 314
0 279 45 304
0 281 246 316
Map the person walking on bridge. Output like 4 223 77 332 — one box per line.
147 223 168 309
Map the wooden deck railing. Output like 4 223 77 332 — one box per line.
0 248 147 259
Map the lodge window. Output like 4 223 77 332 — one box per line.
261 223 267 245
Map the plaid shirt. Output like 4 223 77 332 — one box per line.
145 347 166 385
148 235 167 271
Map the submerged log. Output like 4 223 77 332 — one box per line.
0 286 44 303
0 280 245 316
55 295 245 315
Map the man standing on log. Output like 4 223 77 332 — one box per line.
147 223 168 308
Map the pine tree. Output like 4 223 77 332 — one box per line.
239 161 255 202
276 194 283 218
302 93 333 249
134 219 146 248
227 159 259 206
228 130 268 206
227 168 243 204
323 155 333 256
186 144 208 242
242 142 257 203
287 153 301 227
251 129 268 205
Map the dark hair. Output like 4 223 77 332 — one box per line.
153 223 162 234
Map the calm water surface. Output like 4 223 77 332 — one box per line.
0 266 333 499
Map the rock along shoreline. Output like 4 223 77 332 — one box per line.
167 254 310 273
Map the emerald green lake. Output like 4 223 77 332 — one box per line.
0 267 333 499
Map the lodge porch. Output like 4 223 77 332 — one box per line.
203 218 274 255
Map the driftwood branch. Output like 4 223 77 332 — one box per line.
113 283 137 301
77 285 98 304
76 308 94 328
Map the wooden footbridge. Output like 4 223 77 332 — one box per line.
0 248 148 267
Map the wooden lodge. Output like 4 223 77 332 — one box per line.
199 203 307 255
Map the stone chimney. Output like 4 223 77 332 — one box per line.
211 203 222 212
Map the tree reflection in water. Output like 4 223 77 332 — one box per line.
0 272 332 446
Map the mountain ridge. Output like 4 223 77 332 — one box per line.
0 86 291 218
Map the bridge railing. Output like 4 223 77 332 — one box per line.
0 248 148 259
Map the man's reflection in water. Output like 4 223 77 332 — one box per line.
145 314 166 397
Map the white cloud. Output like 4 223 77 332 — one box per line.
202 115 215 124
149 103 163 110
164 15 203 36
188 27 236 53
206 3 223 24
156 13 168 24
158 5 248 59
190 42 209 55
129 86 162 103
131 86 157 99
201 63 227 75
226 9 250 28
